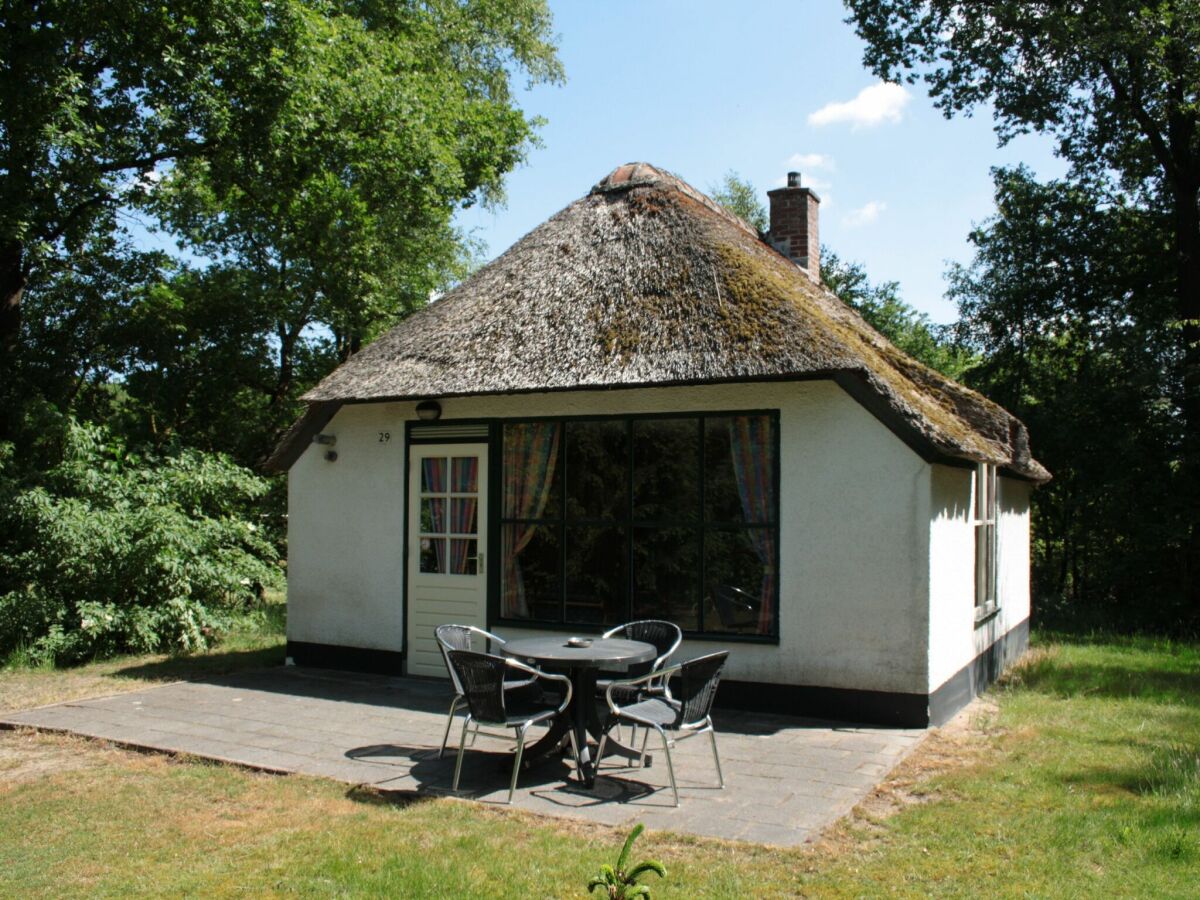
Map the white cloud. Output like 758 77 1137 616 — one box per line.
137 166 164 194
842 201 886 227
808 82 911 129
785 152 835 171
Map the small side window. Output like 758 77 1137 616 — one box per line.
974 463 998 618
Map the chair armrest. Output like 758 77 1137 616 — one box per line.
504 658 574 714
604 663 681 715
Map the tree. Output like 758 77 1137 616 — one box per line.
822 250 975 379
2 0 561 461
0 1 298 359
847 0 1200 614
143 1 560 460
0 1 563 662
710 171 768 233
950 167 1186 628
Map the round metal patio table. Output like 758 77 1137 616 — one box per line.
502 636 656 787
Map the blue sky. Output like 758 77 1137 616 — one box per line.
456 1 1068 324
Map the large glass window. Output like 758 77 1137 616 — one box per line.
499 413 779 637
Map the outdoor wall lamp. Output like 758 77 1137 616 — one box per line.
312 433 337 462
416 400 442 421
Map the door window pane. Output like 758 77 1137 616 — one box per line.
421 457 446 493
419 536 446 574
452 456 478 493
565 420 627 521
450 498 477 535
420 498 446 534
632 419 699 522
450 538 477 575
632 526 699 630
565 525 626 625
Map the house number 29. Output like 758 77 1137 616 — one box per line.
378 432 391 443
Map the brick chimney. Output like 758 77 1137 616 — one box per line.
767 171 820 279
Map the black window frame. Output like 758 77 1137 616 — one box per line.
488 409 781 643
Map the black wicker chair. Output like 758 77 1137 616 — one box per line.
595 620 683 747
434 624 539 759
447 649 579 804
596 620 682 696
596 651 728 807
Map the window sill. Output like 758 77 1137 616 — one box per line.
489 617 780 645
974 602 1000 627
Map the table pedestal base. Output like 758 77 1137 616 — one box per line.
518 668 650 787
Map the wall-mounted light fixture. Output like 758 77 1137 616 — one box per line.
312 434 337 461
416 400 442 421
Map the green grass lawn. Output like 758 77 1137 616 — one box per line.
1 633 1197 897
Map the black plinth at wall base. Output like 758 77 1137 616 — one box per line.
286 640 404 676
928 617 1030 726
716 618 1030 728
286 618 1030 728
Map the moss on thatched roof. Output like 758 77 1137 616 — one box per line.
295 162 1048 481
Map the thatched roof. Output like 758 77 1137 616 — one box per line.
288 162 1047 482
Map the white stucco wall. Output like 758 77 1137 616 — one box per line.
926 466 1032 693
286 403 408 651
287 379 936 693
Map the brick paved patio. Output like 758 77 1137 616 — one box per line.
0 666 924 846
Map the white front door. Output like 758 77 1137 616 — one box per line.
406 443 488 677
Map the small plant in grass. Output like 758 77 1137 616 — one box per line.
587 823 665 899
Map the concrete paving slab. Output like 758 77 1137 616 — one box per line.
0 666 924 846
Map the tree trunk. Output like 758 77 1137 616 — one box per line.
1174 179 1200 618
0 240 26 441
269 324 299 408
0 240 24 355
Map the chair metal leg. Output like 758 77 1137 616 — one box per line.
439 695 463 759
452 715 473 793
508 724 527 804
657 726 678 807
595 732 608 772
707 720 725 788
638 726 650 768
566 728 582 781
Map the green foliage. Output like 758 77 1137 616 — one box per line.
950 167 1189 631
587 823 666 899
141 0 561 460
846 0 1200 621
821 249 976 379
3 0 561 467
0 0 298 360
0 421 281 665
710 171 768 233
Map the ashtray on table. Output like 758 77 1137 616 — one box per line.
565 637 593 648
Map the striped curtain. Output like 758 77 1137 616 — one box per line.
729 416 777 634
501 423 561 616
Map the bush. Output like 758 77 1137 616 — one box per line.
0 421 282 665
